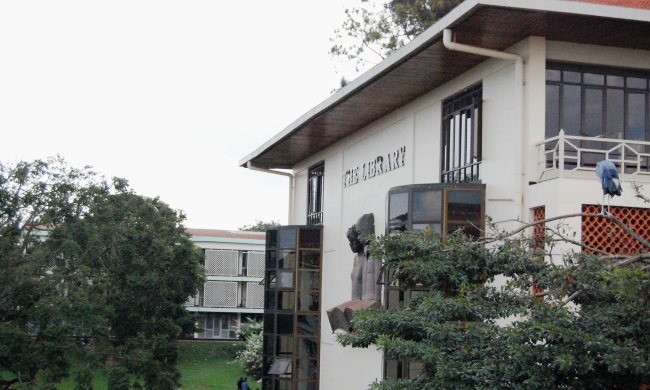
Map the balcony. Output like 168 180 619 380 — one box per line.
536 130 650 182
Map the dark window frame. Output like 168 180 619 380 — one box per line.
441 84 483 183
307 163 325 225
545 62 650 142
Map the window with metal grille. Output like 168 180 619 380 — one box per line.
441 85 482 183
205 249 238 276
307 163 324 225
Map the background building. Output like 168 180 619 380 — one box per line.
240 0 650 388
186 229 265 340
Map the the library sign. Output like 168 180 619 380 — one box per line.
343 146 406 188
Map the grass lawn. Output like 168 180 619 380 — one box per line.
53 340 253 390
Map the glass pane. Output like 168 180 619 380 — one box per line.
267 271 277 289
297 337 319 358
266 230 278 248
266 250 277 269
299 251 320 270
545 84 560 138
385 359 402 379
264 334 275 355
607 75 624 87
279 250 296 269
412 190 442 222
297 315 318 336
276 314 294 335
584 73 604 85
563 70 581 83
299 271 320 291
279 228 296 248
412 223 441 234
277 335 294 356
296 381 318 390
264 315 275 334
388 192 409 232
447 190 482 237
546 68 561 82
627 77 647 89
627 93 647 141
562 84 582 135
584 88 603 137
265 290 276 310
606 89 624 138
387 288 401 309
296 359 319 380
298 291 319 312
299 229 321 249
278 270 294 289
278 291 295 310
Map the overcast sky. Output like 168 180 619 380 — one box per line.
0 0 366 230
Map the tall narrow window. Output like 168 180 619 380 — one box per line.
307 163 324 225
441 85 482 183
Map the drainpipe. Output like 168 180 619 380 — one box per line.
247 162 294 224
442 29 526 222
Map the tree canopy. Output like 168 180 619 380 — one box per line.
238 220 280 232
0 157 204 389
338 215 650 389
330 0 462 74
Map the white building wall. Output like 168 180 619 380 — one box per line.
288 37 650 389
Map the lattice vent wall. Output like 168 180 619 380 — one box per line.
204 281 238 307
532 206 546 244
247 251 265 277
184 296 197 307
205 249 238 276
246 282 264 309
582 204 650 255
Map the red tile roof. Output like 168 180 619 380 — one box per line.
186 228 265 241
571 0 650 10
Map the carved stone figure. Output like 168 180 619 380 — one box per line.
327 213 381 333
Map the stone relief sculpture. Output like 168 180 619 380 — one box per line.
327 213 381 333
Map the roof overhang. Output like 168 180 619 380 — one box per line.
239 0 650 170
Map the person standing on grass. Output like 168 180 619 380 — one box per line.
237 377 243 389
241 377 250 390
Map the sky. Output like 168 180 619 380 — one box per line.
0 0 367 230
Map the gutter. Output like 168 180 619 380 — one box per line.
442 28 526 222
247 162 295 223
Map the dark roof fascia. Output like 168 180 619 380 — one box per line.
238 0 650 170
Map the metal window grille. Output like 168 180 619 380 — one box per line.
203 281 238 307
246 281 264 308
442 85 482 183
307 163 324 225
184 296 197 306
247 251 265 277
205 249 238 276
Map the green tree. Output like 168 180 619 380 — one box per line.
233 318 263 379
0 157 204 389
239 220 280 232
0 156 101 390
330 0 462 73
339 216 650 389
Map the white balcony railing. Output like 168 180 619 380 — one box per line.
536 130 650 182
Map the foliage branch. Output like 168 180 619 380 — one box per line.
338 212 650 389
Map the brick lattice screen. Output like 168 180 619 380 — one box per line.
582 204 650 255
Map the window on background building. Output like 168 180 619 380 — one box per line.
307 163 324 225
546 63 650 141
441 85 482 183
